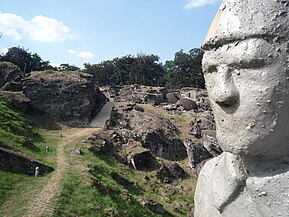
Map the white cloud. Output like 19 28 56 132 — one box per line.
185 0 219 9
1 48 8 54
67 49 95 60
0 12 73 42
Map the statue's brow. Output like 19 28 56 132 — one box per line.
202 34 279 51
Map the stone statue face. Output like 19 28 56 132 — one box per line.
202 38 289 159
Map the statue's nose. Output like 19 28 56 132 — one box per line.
211 64 239 107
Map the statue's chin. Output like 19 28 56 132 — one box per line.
217 132 261 156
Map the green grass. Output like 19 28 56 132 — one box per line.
0 171 29 205
0 170 50 217
0 96 60 164
55 174 160 217
0 97 60 215
0 96 43 151
54 137 194 217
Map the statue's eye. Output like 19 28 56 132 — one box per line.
230 58 266 69
206 65 217 73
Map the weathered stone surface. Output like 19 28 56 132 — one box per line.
0 91 31 112
0 147 54 176
156 163 185 182
72 147 82 155
189 121 202 139
106 102 187 161
184 139 212 169
202 132 222 157
166 162 186 179
180 87 208 101
195 1 289 216
22 71 107 127
134 104 144 112
143 129 187 161
1 81 23 91
0 62 23 88
114 85 166 105
166 92 180 104
131 150 157 170
177 98 198 111
196 111 215 130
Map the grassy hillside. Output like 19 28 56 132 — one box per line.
54 134 195 217
0 97 59 212
0 96 41 151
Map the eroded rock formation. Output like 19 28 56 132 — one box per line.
22 71 106 126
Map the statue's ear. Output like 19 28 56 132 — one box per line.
212 153 247 212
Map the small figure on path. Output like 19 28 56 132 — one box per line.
35 167 39 177
45 146 49 153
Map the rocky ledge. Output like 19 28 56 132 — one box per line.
22 71 107 127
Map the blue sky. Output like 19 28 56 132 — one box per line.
0 0 221 67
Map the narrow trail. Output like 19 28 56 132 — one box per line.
24 127 98 217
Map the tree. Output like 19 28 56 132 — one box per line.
0 46 54 73
83 53 165 86
58 63 80 71
30 53 53 71
164 48 205 89
0 46 33 73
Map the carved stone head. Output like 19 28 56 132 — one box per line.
202 0 289 159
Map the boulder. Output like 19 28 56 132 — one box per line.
202 132 222 157
131 150 157 170
177 98 198 111
115 85 166 105
22 71 107 127
72 147 82 155
197 97 212 111
134 104 144 112
166 92 180 104
156 163 185 182
197 111 216 130
166 162 186 179
184 139 212 169
0 62 23 88
142 129 187 161
189 121 202 139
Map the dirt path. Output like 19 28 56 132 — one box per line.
24 127 98 217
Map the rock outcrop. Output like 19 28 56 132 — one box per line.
0 91 31 112
0 62 23 88
22 71 107 127
0 147 54 176
184 139 212 175
106 85 167 105
105 102 187 161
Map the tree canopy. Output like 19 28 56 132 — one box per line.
164 48 204 89
0 46 53 73
0 46 205 89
